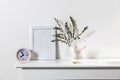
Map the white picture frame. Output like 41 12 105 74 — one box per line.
30 26 56 60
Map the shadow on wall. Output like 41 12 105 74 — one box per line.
30 50 39 60
56 43 100 59
0 72 2 80
56 38 60 59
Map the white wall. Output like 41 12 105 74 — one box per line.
0 0 120 80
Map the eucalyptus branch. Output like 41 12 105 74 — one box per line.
54 18 64 32
70 16 77 39
52 16 88 47
54 18 61 27
74 26 88 39
51 39 68 45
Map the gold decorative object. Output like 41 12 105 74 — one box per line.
72 61 80 64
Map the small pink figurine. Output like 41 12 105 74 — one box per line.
74 45 81 59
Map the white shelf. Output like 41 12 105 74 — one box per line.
15 59 120 68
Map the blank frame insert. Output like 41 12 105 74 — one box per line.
30 27 56 60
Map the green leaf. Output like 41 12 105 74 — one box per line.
69 16 76 27
65 22 69 31
53 33 62 36
53 27 61 30
58 39 67 43
77 36 80 39
74 26 88 39
57 35 65 39
54 18 61 27
58 19 64 26
51 40 56 42
51 39 68 44
54 18 64 32
82 26 88 33
69 16 77 38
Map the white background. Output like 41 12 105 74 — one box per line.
0 0 120 80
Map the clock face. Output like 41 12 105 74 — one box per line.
16 48 31 62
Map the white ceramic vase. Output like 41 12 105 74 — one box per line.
64 46 75 61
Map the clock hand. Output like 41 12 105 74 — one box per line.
20 51 24 58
